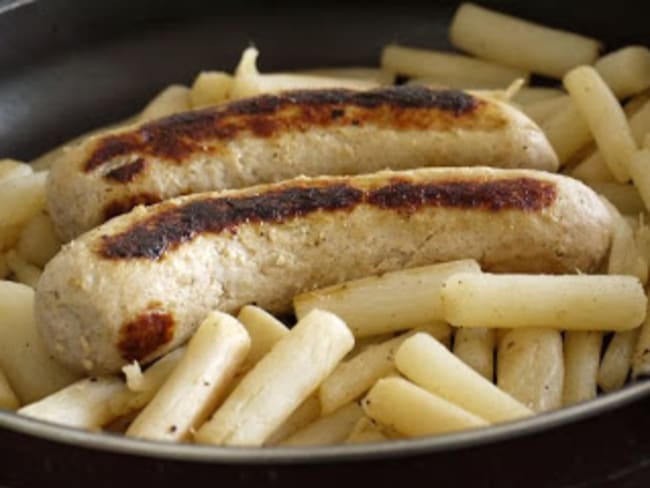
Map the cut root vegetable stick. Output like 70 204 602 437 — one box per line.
19 377 124 429
449 3 600 78
344 416 388 444
572 99 650 184
236 73 376 99
264 394 321 446
294 259 480 337
138 85 190 122
0 159 31 183
594 46 650 99
346 332 398 357
190 71 233 108
0 368 19 410
453 327 495 381
280 402 363 446
590 183 645 215
319 333 407 415
126 312 250 441
231 47 376 100
298 67 394 85
636 220 650 265
632 301 650 378
4 251 41 289
497 328 564 412
194 309 353 446
20 346 184 430
362 377 489 437
0 281 80 403
562 331 603 406
603 198 648 284
522 95 570 125
381 44 527 88
598 329 640 392
570 152 615 183
395 333 532 422
564 66 636 182
441 273 647 331
513 87 565 105
629 101 650 144
0 172 47 229
237 305 289 371
628 149 650 214
16 212 61 268
539 100 592 165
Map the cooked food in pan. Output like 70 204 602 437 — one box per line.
1 2 650 447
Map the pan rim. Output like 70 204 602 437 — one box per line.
2 0 649 465
1 380 648 463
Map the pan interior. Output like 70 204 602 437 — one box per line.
0 0 649 462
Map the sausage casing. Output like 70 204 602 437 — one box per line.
46 86 558 240
36 167 609 374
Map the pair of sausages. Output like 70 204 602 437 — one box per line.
37 86 612 374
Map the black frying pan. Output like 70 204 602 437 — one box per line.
1 0 649 486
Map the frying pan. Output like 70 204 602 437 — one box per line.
1 0 650 486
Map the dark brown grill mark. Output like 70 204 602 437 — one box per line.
101 184 363 260
368 178 556 212
103 193 162 221
117 310 174 361
104 158 146 183
98 177 556 260
84 86 483 171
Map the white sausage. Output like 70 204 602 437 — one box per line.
35 167 608 374
46 86 558 240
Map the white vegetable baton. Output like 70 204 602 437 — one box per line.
0 281 80 403
453 327 495 381
236 305 289 371
0 368 19 410
449 3 600 78
294 259 481 337
0 172 47 230
441 273 647 331
19 348 184 430
381 44 527 88
497 328 564 412
280 402 364 447
362 377 488 437
598 330 639 392
562 331 602 406
594 46 650 99
564 66 637 182
395 333 532 423
318 332 407 415
126 312 250 441
19 377 125 429
194 309 353 446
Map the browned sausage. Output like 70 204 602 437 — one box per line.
35 167 609 374
46 86 558 240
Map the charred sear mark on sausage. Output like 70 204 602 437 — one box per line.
84 86 483 171
98 178 556 260
100 184 363 259
368 178 556 212
104 158 147 183
118 309 174 361
103 192 162 221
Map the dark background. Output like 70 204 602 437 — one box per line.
1 0 650 486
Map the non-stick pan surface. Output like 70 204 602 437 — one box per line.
1 0 649 486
